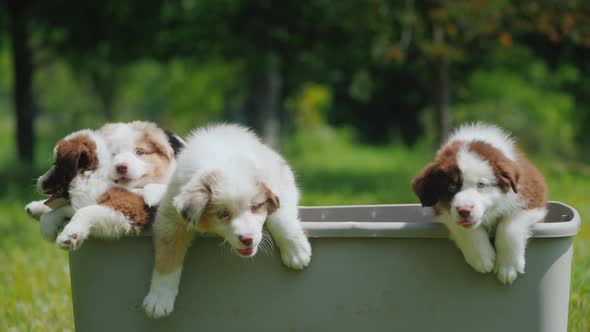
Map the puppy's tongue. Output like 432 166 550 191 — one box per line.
236 248 254 256
457 219 474 227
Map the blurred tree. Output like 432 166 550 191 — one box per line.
7 0 35 163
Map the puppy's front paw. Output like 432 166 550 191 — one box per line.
279 237 312 270
25 201 50 220
143 290 176 319
142 184 168 207
494 264 520 284
494 257 524 285
464 246 496 274
56 226 88 250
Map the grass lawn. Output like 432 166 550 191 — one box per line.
0 129 588 331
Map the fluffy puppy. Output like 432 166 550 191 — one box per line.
99 121 184 188
25 128 177 248
412 123 547 284
143 124 312 319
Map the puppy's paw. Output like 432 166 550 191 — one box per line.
25 201 50 220
494 257 525 285
142 184 168 207
56 226 88 250
464 246 496 274
143 290 176 319
495 264 521 285
279 237 312 270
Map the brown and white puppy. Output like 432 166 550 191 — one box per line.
98 121 184 189
25 127 181 248
412 123 547 284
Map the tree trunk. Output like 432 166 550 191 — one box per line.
433 24 452 146
244 53 282 149
10 0 35 163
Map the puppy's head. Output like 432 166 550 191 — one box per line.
173 167 280 258
412 141 519 228
37 132 99 202
100 121 183 188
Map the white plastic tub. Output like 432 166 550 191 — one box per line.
69 201 580 332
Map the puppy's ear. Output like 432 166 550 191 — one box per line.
78 140 98 171
495 160 519 193
173 172 219 228
260 183 280 215
412 162 442 207
146 131 176 160
164 130 186 156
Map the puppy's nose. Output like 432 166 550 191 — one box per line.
457 206 473 218
239 235 253 246
116 164 128 175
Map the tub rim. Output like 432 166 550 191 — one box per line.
299 201 580 238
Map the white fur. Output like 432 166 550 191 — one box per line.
25 200 52 220
447 122 517 161
143 269 182 319
56 205 134 249
143 124 311 319
494 207 547 284
439 123 546 284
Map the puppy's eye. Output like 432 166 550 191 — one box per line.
477 182 487 189
135 148 144 156
448 183 458 193
250 202 264 213
217 209 231 219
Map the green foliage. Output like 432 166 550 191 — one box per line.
454 60 576 157
285 83 332 129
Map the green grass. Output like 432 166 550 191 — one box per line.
0 128 588 331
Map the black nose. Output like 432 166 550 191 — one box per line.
116 165 128 175
239 235 253 246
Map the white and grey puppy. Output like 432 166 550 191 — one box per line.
143 124 312 319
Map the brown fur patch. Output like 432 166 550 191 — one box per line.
468 141 519 193
97 188 154 233
260 183 280 214
154 211 194 274
41 135 99 201
133 125 175 185
467 141 547 209
412 141 462 208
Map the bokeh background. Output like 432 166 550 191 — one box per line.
0 1 589 330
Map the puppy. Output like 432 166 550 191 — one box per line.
412 123 547 284
26 124 183 248
99 121 184 189
143 124 312 319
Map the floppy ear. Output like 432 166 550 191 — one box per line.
164 130 186 156
172 172 218 228
261 183 280 215
412 163 442 207
495 160 519 193
77 141 98 171
146 131 176 160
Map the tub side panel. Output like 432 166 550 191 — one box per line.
69 236 573 332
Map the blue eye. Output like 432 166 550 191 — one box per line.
448 183 458 193
477 182 486 189
135 148 144 156
217 209 231 219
